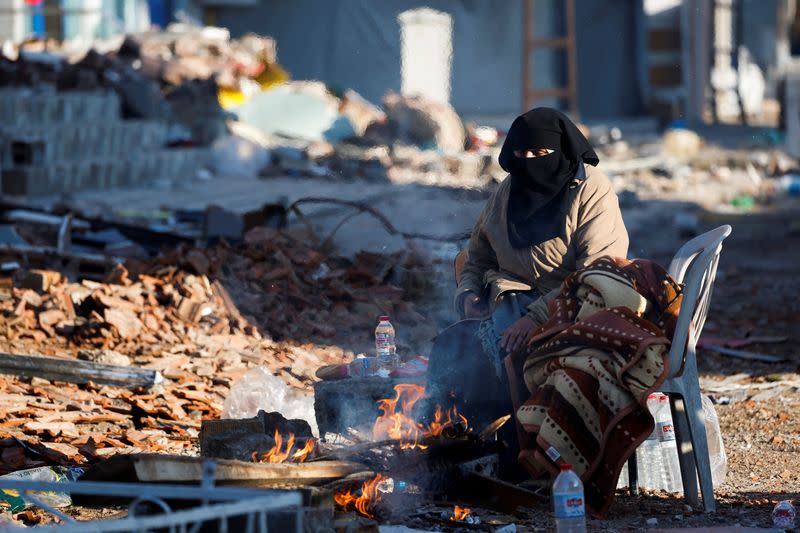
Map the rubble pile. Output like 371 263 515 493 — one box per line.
156 226 440 354
3 25 280 98
266 139 500 187
0 375 211 474
0 25 282 148
2 26 503 188
118 25 281 94
363 92 466 153
0 227 437 474
592 128 798 212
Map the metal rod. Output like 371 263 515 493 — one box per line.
0 480 271 502
10 494 302 533
0 352 162 389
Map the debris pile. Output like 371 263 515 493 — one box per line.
118 26 282 94
0 227 437 473
3 24 281 99
155 227 440 354
1 25 504 190
364 92 466 153
262 139 499 187
591 127 799 216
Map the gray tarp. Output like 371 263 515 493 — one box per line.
214 0 643 120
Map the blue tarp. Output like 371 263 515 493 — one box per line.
231 85 356 142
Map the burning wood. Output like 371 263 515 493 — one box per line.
427 405 469 438
371 384 469 449
251 430 316 463
334 473 386 518
451 505 472 521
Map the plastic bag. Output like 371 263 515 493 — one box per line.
0 466 84 512
210 135 272 178
221 367 318 436
702 395 727 488
616 395 727 489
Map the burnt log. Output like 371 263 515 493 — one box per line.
200 410 313 461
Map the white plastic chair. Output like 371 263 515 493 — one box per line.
627 225 732 512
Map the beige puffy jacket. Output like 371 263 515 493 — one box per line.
455 165 629 324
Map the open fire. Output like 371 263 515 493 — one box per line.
251 430 316 463
335 384 479 519
372 384 468 449
334 473 386 519
451 505 472 521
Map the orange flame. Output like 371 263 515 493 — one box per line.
372 384 427 449
252 431 316 463
426 405 469 438
372 384 468 449
451 505 472 521
334 473 385 518
292 438 316 462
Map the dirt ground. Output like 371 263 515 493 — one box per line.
3 151 799 531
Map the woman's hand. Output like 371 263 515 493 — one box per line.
463 294 489 319
501 315 537 352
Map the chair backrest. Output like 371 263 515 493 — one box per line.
666 225 732 377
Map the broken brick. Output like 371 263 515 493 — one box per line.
39 442 83 464
103 308 142 339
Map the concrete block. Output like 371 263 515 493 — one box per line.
0 144 210 196
0 119 168 164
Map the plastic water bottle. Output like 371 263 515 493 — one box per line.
553 464 586 533
637 393 663 490
657 394 683 493
376 477 409 494
375 316 398 376
772 500 796 528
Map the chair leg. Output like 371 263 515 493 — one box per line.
682 384 717 513
628 453 639 495
670 395 699 508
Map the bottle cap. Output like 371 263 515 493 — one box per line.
378 315 390 321
560 463 572 471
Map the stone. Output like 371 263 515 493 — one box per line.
77 349 132 367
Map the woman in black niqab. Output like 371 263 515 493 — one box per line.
498 108 599 248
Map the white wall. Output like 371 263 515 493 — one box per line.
0 0 29 43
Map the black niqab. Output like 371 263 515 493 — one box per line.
499 108 599 248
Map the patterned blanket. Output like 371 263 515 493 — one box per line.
504 257 683 517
